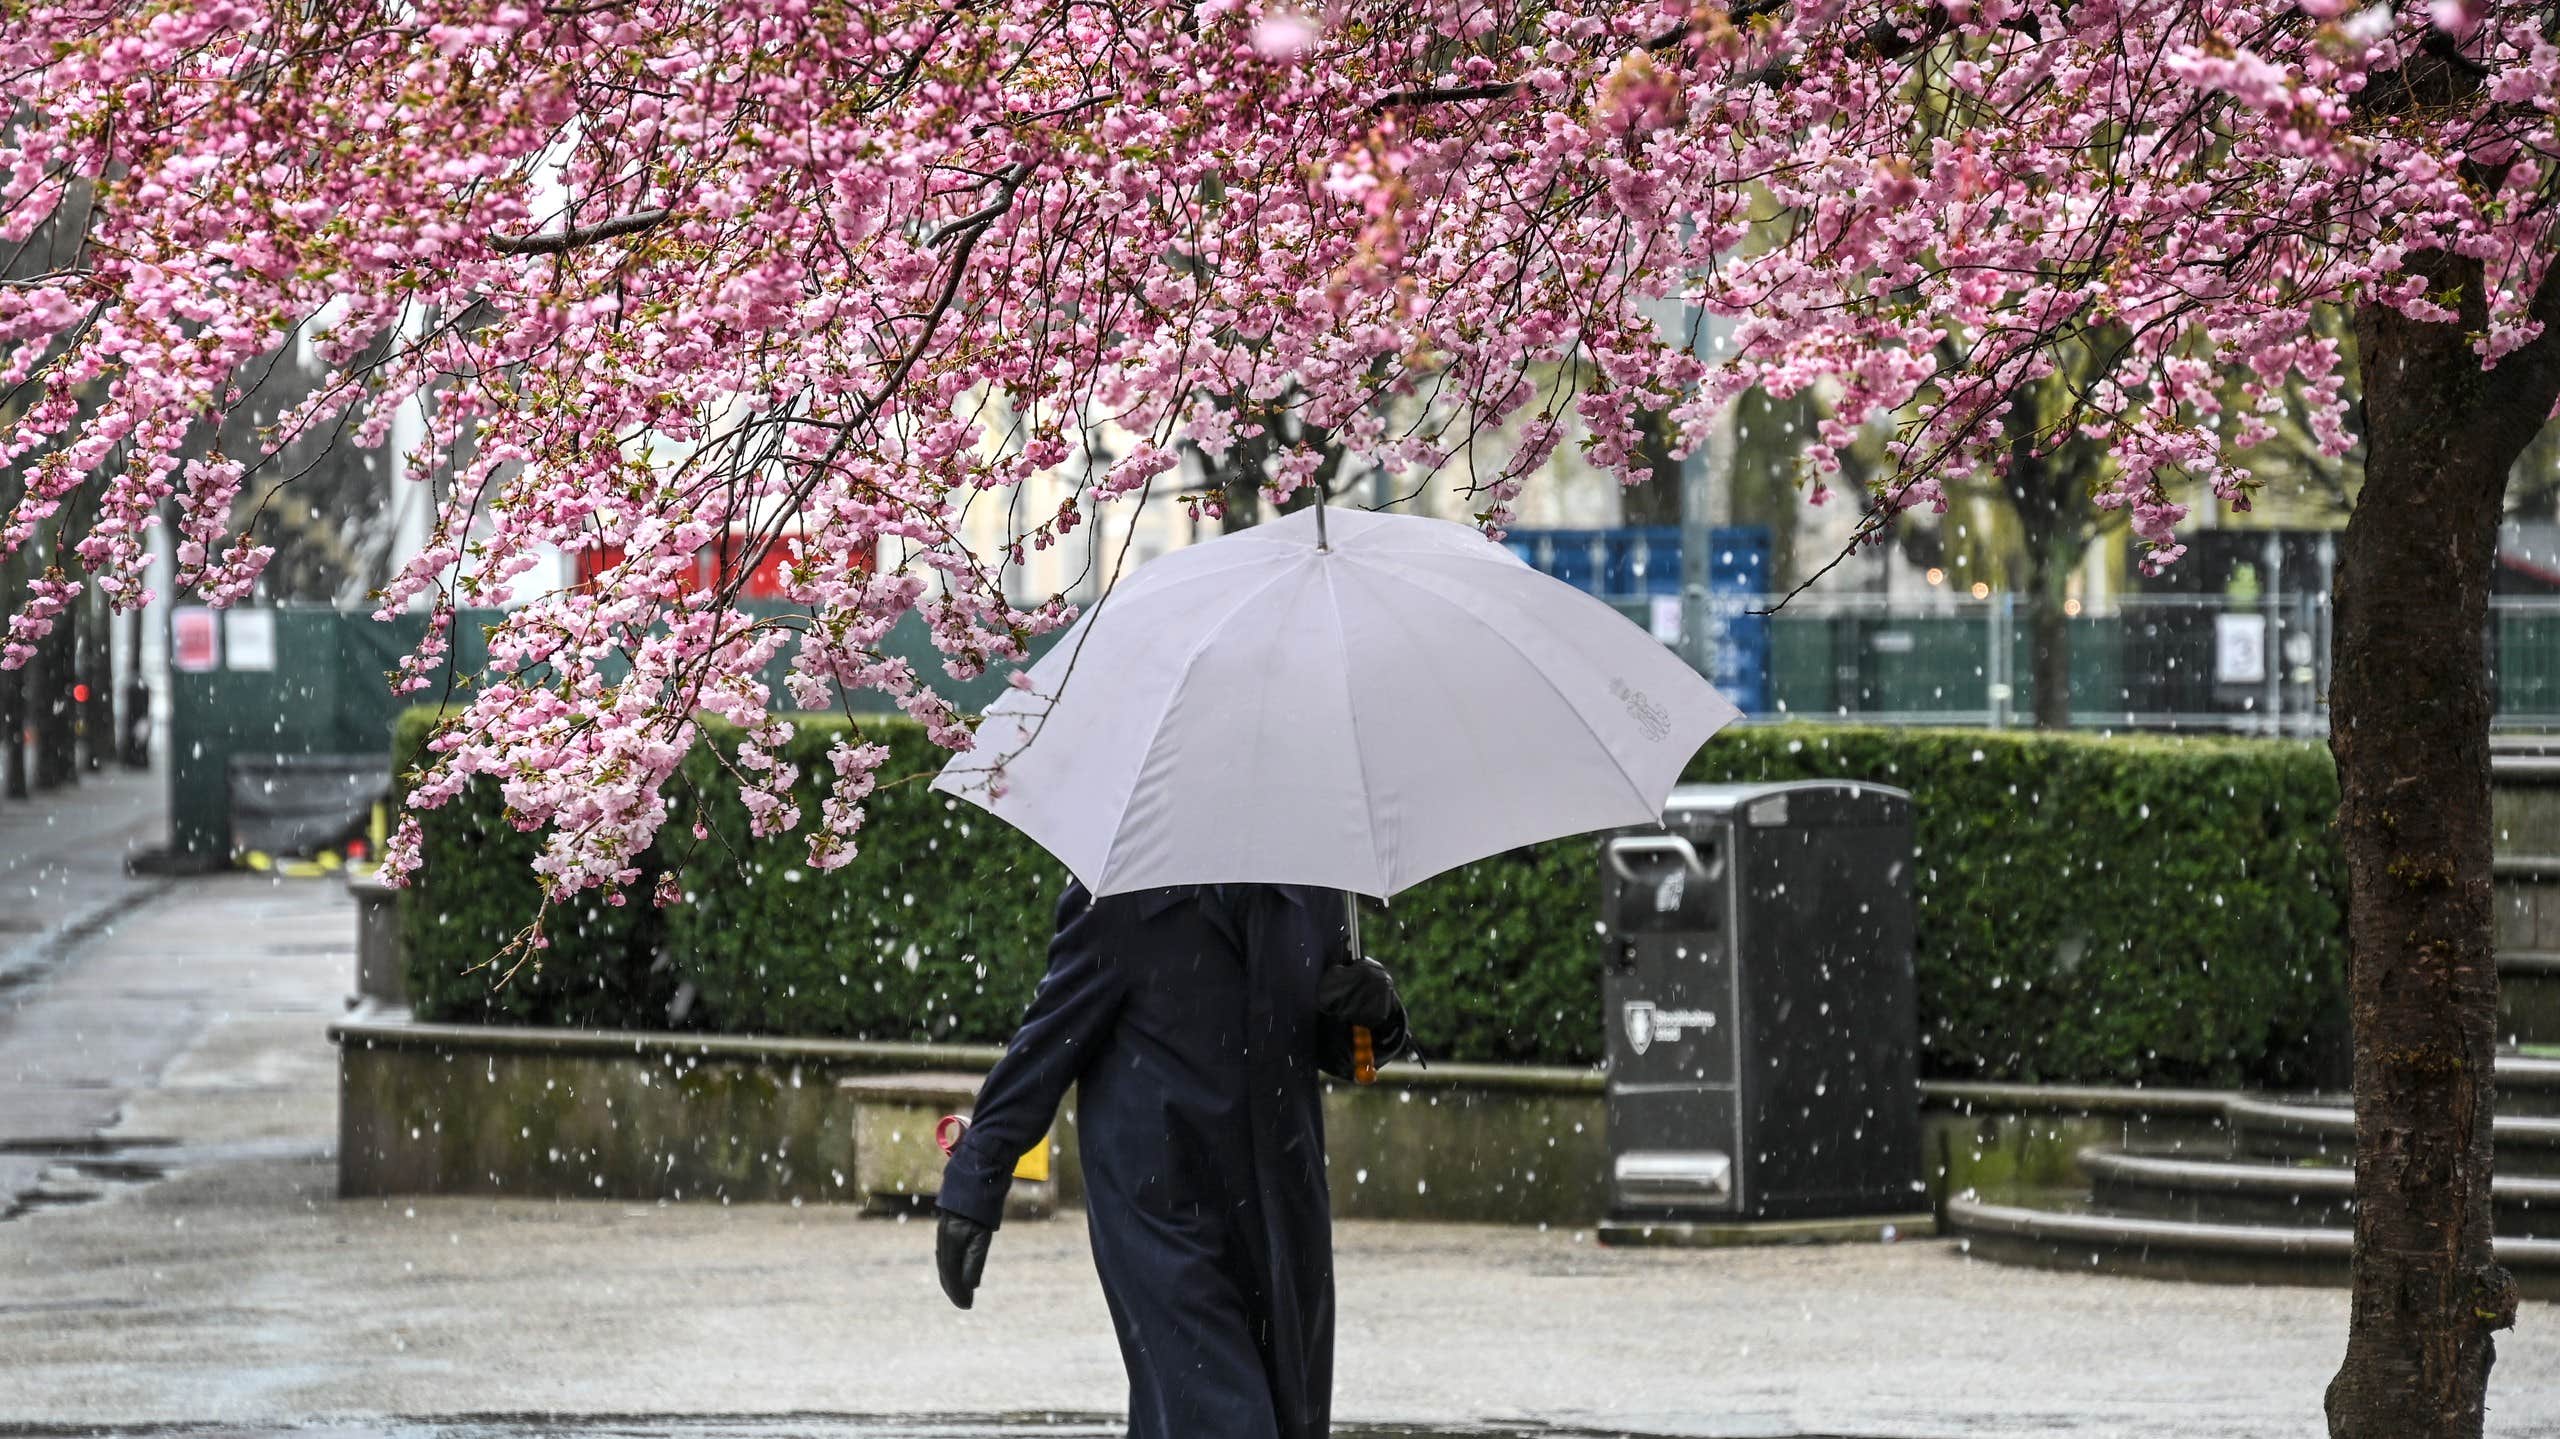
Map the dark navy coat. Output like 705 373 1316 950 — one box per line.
938 881 1401 1439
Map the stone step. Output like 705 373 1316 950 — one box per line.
1947 1192 2560 1296
2491 748 2560 856
2209 1056 2560 1124
2498 860 2560 954
2496 757 2560 853
2500 803 2560 857
2224 1093 2560 1173
2082 1146 2560 1237
2501 1053 2560 1115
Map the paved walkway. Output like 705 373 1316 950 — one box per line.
0 763 179 1218
6 843 2560 1436
0 761 167 989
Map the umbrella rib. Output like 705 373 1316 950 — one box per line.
1349 559 1665 845
1089 558 1313 894
1319 562 1390 898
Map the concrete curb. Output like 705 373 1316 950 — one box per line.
331 1011 1613 1223
324 1013 1607 1094
1917 1079 2234 1117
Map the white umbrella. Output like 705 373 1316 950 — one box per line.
933 503 1742 899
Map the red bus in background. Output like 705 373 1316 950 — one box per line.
572 532 875 599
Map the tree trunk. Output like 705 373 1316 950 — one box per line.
2324 291 2560 1438
1218 469 1262 533
2017 504 2078 727
80 587 110 772
2 657 26 802
2003 398 2085 731
32 597 78 791
1624 408 1685 528
1208 394 1342 535
2022 544 2073 729
1215 409 1275 534
120 604 149 770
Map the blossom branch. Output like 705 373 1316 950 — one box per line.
486 207 672 256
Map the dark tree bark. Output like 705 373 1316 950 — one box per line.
2006 438 2075 730
2020 546 2073 729
2 641 26 802
81 587 112 772
2324 252 2560 1438
2001 384 2100 730
1730 387 1831 588
119 604 149 770
31 592 77 791
1219 466 1263 534
1624 408 1685 528
1192 387 1346 536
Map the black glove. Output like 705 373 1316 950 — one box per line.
935 1208 993 1310
1318 955 1403 1031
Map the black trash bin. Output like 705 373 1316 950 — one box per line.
1596 780 1929 1244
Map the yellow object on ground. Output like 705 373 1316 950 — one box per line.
235 848 346 879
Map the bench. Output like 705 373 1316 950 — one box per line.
838 1070 1054 1220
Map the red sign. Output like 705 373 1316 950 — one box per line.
573 531 872 600
172 608 218 672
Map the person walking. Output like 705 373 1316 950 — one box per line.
933 879 1411 1439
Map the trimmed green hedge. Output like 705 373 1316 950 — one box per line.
663 722 1066 1045
391 708 680 1029
395 711 2345 1086
1666 728 2342 1084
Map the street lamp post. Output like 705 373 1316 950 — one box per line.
1679 308 1731 677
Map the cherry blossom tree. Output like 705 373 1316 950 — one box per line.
6 1 2556 1432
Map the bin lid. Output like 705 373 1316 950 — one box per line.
1662 779 1911 816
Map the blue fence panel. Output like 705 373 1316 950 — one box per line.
1706 526 1771 713
1507 526 1682 597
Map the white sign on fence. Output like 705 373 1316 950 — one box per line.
224 609 277 672
2215 613 2267 686
1648 594 1682 645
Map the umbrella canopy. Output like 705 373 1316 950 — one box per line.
932 504 1742 898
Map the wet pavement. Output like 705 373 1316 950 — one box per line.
0 767 188 1219
0 764 167 992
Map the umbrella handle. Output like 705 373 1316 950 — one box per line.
1342 891 1378 1085
935 1113 970 1156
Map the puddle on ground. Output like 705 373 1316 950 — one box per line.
0 1135 180 1157
0 1135 177 1221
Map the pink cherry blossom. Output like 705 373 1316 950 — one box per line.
1251 10 1320 59
1 0 2551 919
